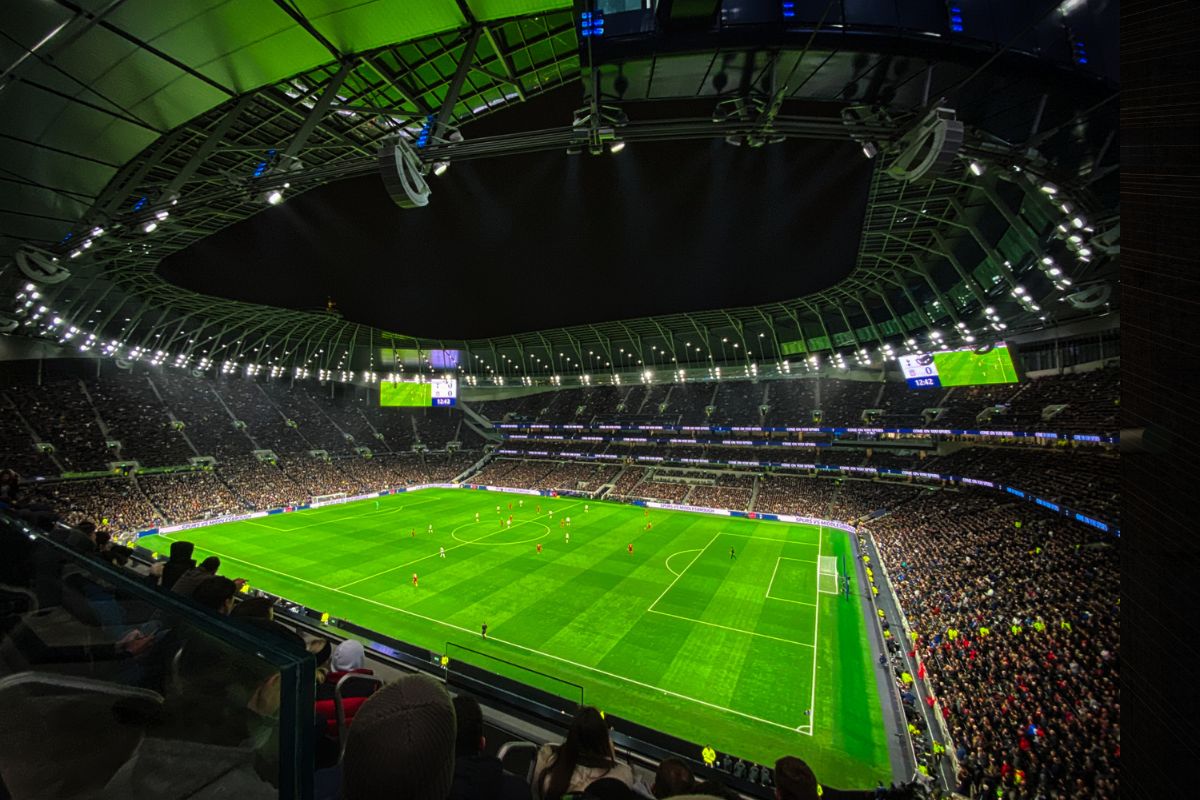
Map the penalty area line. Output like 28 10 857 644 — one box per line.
154 532 807 737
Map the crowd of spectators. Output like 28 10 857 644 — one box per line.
89 373 195 466
922 446 1119 523
152 370 258 459
220 456 307 509
0 401 61 476
471 369 1117 435
261 382 354 455
1004 366 1119 433
865 492 1119 799
6 381 112 471
30 476 163 532
1 426 1118 799
818 379 884 425
763 379 817 426
137 472 245 521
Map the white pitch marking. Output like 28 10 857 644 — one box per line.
154 532 808 736
663 548 702 578
647 534 718 613
765 557 818 605
647 608 815 648
808 525 823 736
336 501 581 590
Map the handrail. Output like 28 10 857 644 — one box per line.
861 529 960 788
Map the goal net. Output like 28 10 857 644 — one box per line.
817 556 839 595
312 492 348 505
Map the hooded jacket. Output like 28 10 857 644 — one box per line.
161 541 196 590
450 752 530 800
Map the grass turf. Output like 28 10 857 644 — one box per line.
936 347 1020 386
140 488 891 787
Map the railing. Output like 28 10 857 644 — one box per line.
0 509 316 799
861 528 960 788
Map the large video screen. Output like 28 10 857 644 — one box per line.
380 379 457 407
899 343 1019 389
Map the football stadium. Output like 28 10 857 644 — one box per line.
0 2 1128 799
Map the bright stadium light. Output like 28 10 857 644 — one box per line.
968 160 985 176
609 140 626 154
265 189 284 205
142 221 158 234
433 161 450 176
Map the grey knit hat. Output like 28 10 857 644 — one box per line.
341 673 457 800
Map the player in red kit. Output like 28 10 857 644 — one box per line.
628 543 634 555
537 543 542 554
412 573 418 588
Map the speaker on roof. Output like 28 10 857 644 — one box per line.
378 138 431 209
14 247 71 284
885 107 964 183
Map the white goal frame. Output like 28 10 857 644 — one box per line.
817 555 839 595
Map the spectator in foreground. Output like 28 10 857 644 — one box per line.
449 693 529 800
160 540 195 590
337 673 457 800
192 576 238 615
774 756 819 800
533 707 635 800
171 555 221 598
231 595 276 620
650 757 693 798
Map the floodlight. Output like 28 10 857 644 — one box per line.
609 140 626 154
433 161 450 176
862 142 878 159
968 160 985 176
265 189 284 205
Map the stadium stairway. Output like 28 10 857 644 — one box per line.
456 400 503 443
76 380 113 446
146 376 203 458
206 383 264 451
456 450 495 483
1 392 67 474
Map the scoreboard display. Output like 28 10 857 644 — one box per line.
430 378 457 407
899 343 1019 389
380 378 457 407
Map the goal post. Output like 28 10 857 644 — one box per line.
312 492 348 505
817 556 839 595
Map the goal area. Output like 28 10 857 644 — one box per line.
817 555 839 595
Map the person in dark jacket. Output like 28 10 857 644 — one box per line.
160 540 196 590
171 556 221 598
449 693 529 800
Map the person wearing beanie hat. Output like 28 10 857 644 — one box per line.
774 756 819 800
341 673 457 800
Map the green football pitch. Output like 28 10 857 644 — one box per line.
935 347 1019 386
140 489 892 787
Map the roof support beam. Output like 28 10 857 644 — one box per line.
435 27 483 140
272 0 343 63
282 64 351 163
161 94 255 200
481 25 527 101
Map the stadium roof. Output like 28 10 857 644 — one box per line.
1 0 1119 379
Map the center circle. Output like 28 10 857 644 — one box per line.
451 520 552 546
